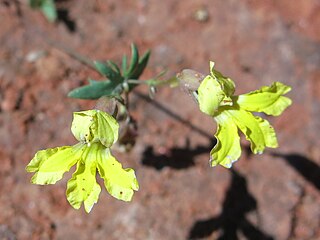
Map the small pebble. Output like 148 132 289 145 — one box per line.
194 7 209 22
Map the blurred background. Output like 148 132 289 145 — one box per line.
0 0 319 239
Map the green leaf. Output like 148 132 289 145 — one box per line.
29 0 57 22
236 82 292 116
121 54 127 74
211 112 241 168
68 79 122 100
94 61 123 82
71 110 119 147
198 75 232 116
41 0 57 22
228 108 278 154
129 50 151 79
26 145 80 185
66 159 101 213
97 150 139 202
107 60 121 74
124 44 139 78
29 0 42 8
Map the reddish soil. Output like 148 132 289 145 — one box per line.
1 0 320 239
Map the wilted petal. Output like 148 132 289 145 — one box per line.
66 144 101 213
211 111 241 168
236 82 292 116
26 145 81 185
97 149 139 202
228 109 278 154
176 69 205 93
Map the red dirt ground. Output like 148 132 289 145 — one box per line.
0 0 320 239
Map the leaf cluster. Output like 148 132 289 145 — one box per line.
68 44 151 100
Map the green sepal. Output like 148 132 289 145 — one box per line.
236 82 292 116
210 112 241 168
94 61 123 82
198 75 232 116
97 149 139 202
66 145 101 213
68 79 122 100
26 145 80 185
71 110 119 147
228 108 278 154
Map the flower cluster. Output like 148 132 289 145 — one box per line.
26 110 139 213
197 62 292 168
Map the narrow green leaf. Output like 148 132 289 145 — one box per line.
107 60 121 74
129 50 151 79
121 54 127 74
94 61 123 82
29 0 57 22
41 0 57 22
68 80 122 100
124 43 139 78
29 0 42 8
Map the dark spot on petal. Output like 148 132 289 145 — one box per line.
120 191 123 195
82 188 85 191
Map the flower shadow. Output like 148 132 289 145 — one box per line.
141 140 215 171
188 169 274 240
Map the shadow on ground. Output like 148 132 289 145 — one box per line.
188 169 274 240
273 153 320 191
55 0 77 32
141 140 215 170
